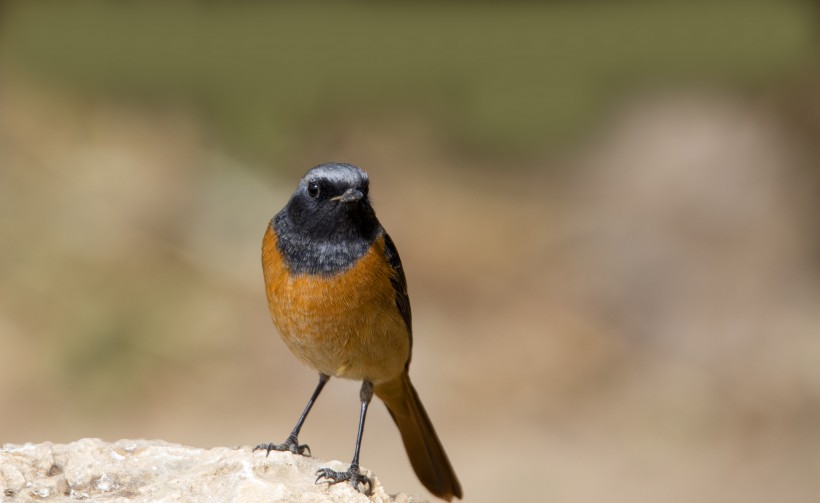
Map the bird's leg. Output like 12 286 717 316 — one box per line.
315 380 374 495
254 373 329 457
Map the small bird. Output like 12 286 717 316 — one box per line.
254 163 462 500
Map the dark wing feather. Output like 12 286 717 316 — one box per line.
382 232 413 355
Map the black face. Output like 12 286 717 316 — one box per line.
273 163 382 275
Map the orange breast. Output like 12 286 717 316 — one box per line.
261 225 410 384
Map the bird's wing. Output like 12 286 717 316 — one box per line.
382 232 413 352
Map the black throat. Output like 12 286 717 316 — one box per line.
273 202 381 276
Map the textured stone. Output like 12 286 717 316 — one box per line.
0 439 412 502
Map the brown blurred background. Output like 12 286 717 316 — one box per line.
2 1 820 501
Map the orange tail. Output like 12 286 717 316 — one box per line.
375 371 462 501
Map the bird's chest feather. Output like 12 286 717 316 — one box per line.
261 226 409 382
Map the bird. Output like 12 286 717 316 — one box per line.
253 162 462 501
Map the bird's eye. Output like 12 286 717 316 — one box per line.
307 181 320 198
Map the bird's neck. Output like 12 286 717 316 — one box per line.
273 213 381 276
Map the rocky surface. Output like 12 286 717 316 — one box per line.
0 439 413 502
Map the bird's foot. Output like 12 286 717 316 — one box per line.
253 434 311 456
315 464 372 495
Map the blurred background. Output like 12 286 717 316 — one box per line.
2 1 820 501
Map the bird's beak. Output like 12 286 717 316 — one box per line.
330 188 364 203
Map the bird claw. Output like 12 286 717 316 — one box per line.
253 435 311 457
315 465 372 495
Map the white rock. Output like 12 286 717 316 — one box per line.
0 439 410 502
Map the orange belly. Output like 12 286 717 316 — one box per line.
262 225 410 384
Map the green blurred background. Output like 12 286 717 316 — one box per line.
2 1 820 501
